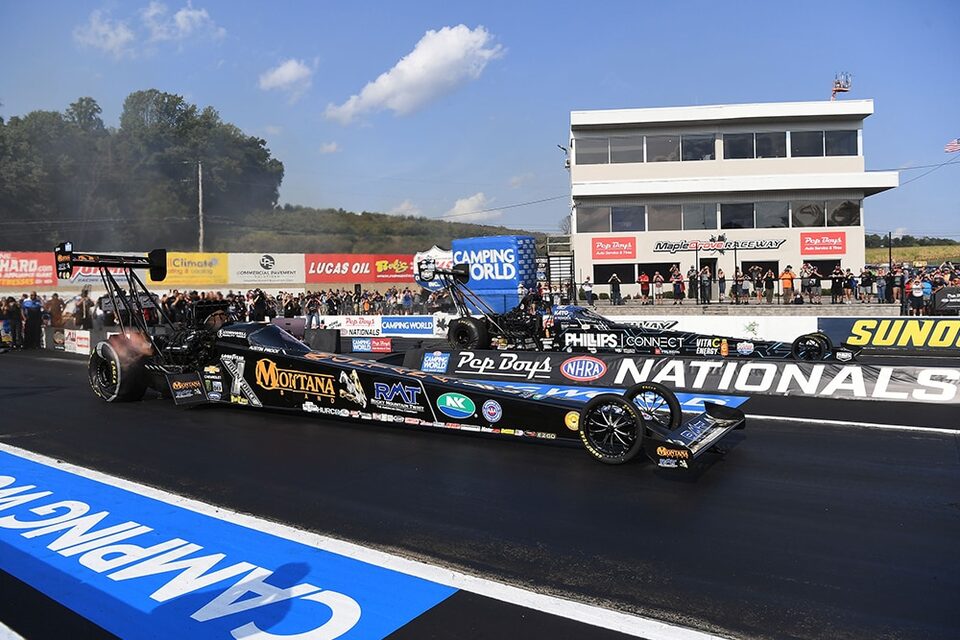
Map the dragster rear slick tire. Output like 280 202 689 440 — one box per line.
623 381 682 430
578 394 645 465
448 317 490 350
88 336 148 403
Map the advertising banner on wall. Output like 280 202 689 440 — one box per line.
818 317 960 353
801 231 846 255
0 252 57 288
230 253 305 285
305 254 414 284
592 237 636 260
416 349 960 404
149 252 228 287
932 288 960 315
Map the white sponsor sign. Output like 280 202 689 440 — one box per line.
229 253 304 285
314 315 383 337
63 329 91 355
607 316 817 343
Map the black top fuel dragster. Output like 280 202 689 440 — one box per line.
54 243 745 467
417 260 856 362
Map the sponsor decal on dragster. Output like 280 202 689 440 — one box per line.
436 393 476 419
559 356 607 382
220 355 262 407
421 352 450 374
339 370 368 408
372 381 427 416
610 357 960 404
166 373 207 406
0 449 454 640
254 358 336 402
474 379 746 411
481 400 503 423
563 332 684 354
454 351 552 380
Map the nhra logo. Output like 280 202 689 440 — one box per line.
564 333 618 349
736 341 755 356
560 356 607 382
437 393 475 419
259 254 275 270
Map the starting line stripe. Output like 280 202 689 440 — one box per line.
0 443 721 640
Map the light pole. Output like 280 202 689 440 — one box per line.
197 160 204 253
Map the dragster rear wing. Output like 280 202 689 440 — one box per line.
55 242 167 282
643 403 745 470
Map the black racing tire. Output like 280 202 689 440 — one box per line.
791 333 829 361
448 317 490 350
88 337 148 402
623 381 682 431
578 394 645 465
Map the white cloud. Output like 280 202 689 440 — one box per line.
259 59 314 101
319 142 340 154
893 227 908 239
73 10 136 59
264 125 282 135
387 200 423 217
326 24 503 124
509 173 534 189
142 1 225 42
445 192 501 222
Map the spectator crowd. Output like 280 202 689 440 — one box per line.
582 261 960 314
2 262 957 348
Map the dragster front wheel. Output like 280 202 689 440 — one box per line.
578 394 645 464
623 381 682 430
88 336 148 402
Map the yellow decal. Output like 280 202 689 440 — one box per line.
255 359 335 401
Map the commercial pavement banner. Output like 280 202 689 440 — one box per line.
0 252 57 287
414 349 960 404
818 317 960 354
149 252 228 287
229 253 304 285
305 254 414 283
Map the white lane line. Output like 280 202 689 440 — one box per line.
746 413 958 435
0 442 725 640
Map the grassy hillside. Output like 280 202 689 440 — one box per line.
865 244 960 265
207 206 544 254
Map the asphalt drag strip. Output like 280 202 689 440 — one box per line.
0 351 958 639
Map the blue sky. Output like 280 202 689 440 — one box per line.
1 0 958 236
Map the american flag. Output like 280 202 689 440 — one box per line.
946 138 960 153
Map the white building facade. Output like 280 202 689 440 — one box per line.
568 100 898 295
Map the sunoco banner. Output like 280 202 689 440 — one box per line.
417 349 960 404
818 317 960 354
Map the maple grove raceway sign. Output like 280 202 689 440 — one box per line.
652 238 787 254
